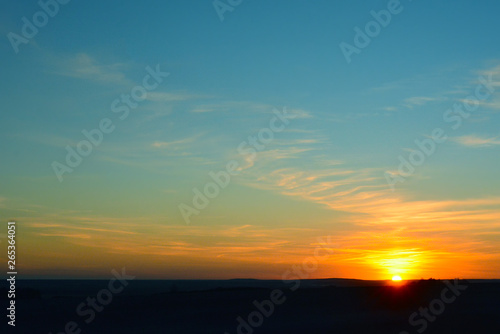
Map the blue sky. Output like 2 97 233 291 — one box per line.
1 0 500 279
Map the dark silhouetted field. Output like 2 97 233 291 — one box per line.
3 279 500 333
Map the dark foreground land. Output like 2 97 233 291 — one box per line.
3 279 500 333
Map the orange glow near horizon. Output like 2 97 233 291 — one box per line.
347 248 427 280
20 213 500 280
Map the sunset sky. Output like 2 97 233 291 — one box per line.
1 0 500 280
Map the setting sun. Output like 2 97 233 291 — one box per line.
392 275 402 281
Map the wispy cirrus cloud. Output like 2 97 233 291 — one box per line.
479 64 500 88
147 91 212 102
246 162 498 278
38 233 92 239
453 135 500 147
27 213 325 266
403 96 446 108
190 101 270 113
286 108 313 119
51 53 130 85
189 101 313 119
151 134 202 149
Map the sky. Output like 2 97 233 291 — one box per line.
1 0 500 280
